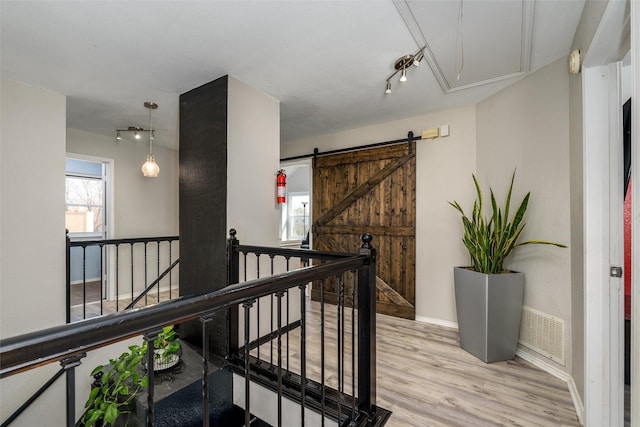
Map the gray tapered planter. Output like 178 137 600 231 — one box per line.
454 267 524 363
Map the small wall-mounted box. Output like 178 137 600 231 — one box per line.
421 128 439 139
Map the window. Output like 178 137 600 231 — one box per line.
280 192 310 241
65 158 106 238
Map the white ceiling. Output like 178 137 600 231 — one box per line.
0 0 585 151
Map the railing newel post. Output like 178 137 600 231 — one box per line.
66 229 71 324
357 233 377 422
227 229 240 357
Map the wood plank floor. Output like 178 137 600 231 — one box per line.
69 287 179 322
253 300 581 427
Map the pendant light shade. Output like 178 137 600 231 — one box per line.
142 154 160 177
142 102 159 177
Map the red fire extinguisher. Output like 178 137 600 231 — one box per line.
276 169 286 204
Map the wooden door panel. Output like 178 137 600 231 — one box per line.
312 144 416 319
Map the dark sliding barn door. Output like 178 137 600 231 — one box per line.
311 143 416 319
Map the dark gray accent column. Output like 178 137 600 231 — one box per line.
179 75 229 357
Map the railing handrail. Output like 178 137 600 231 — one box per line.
125 258 181 310
235 243 355 261
68 235 179 247
1 255 367 378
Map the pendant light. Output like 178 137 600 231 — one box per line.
141 102 160 177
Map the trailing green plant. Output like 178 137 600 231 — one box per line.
83 344 148 426
449 171 566 274
83 326 180 426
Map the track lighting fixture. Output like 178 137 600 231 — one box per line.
114 126 146 141
384 47 425 94
114 103 160 177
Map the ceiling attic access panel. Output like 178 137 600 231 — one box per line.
400 0 533 91
179 75 228 357
312 143 416 320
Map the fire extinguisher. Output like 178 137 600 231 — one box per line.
276 169 286 204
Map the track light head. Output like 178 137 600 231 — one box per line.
400 68 407 82
116 131 122 141
385 81 391 94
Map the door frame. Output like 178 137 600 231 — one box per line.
631 2 639 425
583 1 637 425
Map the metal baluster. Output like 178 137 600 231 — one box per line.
82 245 86 319
320 279 326 426
63 353 85 427
270 255 276 367
144 330 160 427
351 270 356 421
144 242 148 305
241 252 246 281
115 244 120 312
66 230 71 323
201 317 213 427
168 241 172 297
157 241 160 303
99 244 104 315
299 283 307 426
130 243 134 303
276 291 284 427
337 274 343 422
243 300 255 427
256 254 261 363
286 257 291 372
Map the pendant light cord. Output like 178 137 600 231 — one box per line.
148 108 153 155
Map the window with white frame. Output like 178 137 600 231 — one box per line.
280 192 310 241
65 158 106 239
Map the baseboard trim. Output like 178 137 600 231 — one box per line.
414 315 458 330
516 346 584 425
70 278 101 285
113 284 179 301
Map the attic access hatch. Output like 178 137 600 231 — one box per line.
395 0 534 92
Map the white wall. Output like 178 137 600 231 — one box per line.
0 78 67 424
281 106 478 323
227 76 281 246
67 128 179 238
476 58 572 374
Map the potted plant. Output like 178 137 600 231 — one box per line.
449 171 565 362
152 325 181 371
82 326 181 426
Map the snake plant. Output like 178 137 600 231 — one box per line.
449 171 566 274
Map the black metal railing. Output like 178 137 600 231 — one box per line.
226 229 388 426
1 230 385 427
66 232 179 322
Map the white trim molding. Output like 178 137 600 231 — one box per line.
516 347 584 425
415 315 458 330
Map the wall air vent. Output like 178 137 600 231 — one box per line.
519 306 565 365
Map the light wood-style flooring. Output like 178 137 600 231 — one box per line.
253 300 581 427
69 282 179 322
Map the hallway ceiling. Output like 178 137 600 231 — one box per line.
0 0 584 150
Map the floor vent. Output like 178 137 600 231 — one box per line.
519 306 565 365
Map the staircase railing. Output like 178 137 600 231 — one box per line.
1 230 385 426
66 232 179 322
